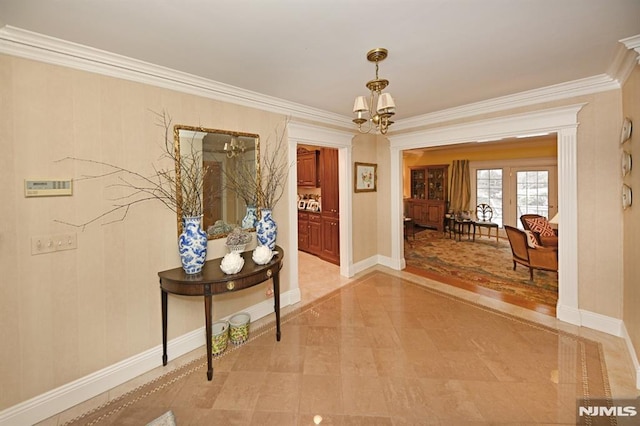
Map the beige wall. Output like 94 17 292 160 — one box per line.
0 54 288 409
622 65 640 361
351 133 380 263
1 52 637 412
574 90 625 315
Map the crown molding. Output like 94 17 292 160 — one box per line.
621 34 640 62
389 103 586 149
288 121 354 147
0 26 352 129
0 26 636 135
392 75 618 132
608 36 640 85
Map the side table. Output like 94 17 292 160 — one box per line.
158 246 284 380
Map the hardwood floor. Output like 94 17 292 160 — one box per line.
404 264 556 316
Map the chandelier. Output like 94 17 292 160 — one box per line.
223 136 246 158
352 48 396 135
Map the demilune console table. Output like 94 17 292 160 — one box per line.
158 246 284 380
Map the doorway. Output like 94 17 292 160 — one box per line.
391 104 583 325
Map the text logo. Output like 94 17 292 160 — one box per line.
578 406 638 417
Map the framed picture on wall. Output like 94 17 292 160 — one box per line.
354 162 377 193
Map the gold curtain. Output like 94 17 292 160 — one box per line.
450 159 471 213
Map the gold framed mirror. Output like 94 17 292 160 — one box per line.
174 125 260 239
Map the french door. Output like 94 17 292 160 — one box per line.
507 166 557 229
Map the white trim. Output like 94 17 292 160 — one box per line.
390 105 586 149
351 255 380 275
621 323 640 389
287 122 353 148
0 26 351 129
621 34 640 64
579 309 624 337
0 288 300 426
607 40 640 84
286 122 355 294
0 26 636 135
388 104 585 328
392 75 618 132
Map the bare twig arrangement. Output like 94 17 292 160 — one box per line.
257 119 291 210
222 155 259 208
55 110 208 229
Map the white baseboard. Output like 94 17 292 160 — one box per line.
579 308 625 337
0 288 299 426
621 323 640 389
351 255 379 275
351 254 405 274
556 303 582 326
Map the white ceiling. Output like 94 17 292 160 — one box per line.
1 0 639 122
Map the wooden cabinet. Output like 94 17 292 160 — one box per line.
297 148 319 187
319 148 340 264
297 147 339 265
408 164 448 231
320 148 339 219
308 213 322 254
298 210 322 256
298 211 310 250
321 217 340 264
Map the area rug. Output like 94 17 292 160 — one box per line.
62 271 610 425
405 228 558 308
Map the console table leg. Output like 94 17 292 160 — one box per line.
161 288 168 366
204 294 213 381
274 273 281 341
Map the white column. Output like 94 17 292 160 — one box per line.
556 126 580 325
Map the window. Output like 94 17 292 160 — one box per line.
516 170 549 226
476 169 503 227
471 160 557 229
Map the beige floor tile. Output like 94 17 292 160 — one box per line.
43 251 638 425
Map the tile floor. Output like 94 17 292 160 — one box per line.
36 251 639 425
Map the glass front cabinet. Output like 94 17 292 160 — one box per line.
408 164 449 231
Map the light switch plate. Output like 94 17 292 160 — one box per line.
31 233 77 255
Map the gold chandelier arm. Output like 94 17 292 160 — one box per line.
353 48 394 135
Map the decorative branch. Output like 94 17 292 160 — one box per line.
256 119 292 210
222 155 259 207
54 110 210 229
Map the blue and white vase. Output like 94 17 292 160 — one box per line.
178 215 208 274
256 208 277 250
242 205 258 229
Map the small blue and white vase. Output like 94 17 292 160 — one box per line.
242 205 258 229
178 215 208 274
256 208 277 250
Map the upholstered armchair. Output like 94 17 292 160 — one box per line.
504 225 558 281
520 214 558 247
